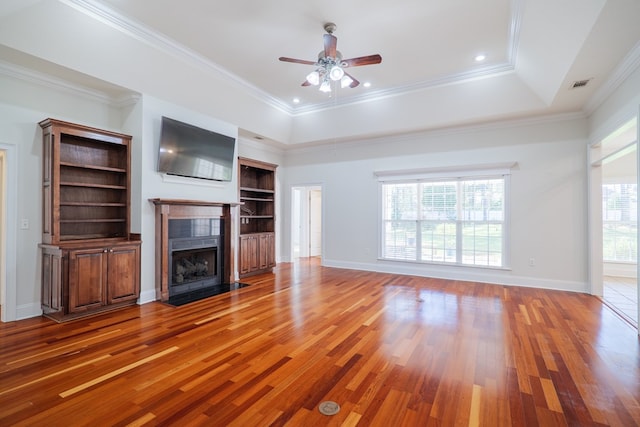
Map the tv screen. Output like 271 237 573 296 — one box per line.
158 116 236 181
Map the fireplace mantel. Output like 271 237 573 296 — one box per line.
151 199 239 302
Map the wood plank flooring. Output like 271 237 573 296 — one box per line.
1 259 640 426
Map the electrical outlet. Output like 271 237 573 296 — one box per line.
529 257 535 267
20 218 29 229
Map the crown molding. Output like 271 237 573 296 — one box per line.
584 40 640 115
0 59 120 105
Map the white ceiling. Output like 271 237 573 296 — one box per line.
98 0 513 109
1 0 640 145
87 0 640 111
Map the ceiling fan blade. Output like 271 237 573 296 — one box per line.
341 54 382 67
344 71 360 88
279 57 317 65
324 34 337 59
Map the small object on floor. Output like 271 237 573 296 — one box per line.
318 401 340 416
167 283 249 307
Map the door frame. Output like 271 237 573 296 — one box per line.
588 114 639 332
0 143 18 322
290 184 323 261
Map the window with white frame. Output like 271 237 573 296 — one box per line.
602 182 637 262
378 165 511 268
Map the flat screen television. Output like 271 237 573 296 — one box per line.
158 116 236 181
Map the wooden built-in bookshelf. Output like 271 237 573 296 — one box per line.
39 119 141 321
238 157 277 277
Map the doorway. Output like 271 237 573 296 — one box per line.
589 117 638 327
291 185 322 260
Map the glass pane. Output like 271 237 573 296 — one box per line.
383 183 418 220
421 181 457 220
602 183 637 262
461 179 504 221
461 222 502 266
383 220 417 260
421 221 456 262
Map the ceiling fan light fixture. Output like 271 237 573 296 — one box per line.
306 70 320 86
340 75 353 88
329 65 344 81
319 79 332 93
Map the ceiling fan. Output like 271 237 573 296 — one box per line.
279 22 382 92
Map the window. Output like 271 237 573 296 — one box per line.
379 166 510 268
602 183 637 262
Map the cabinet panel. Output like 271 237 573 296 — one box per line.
107 245 140 304
239 235 259 275
259 233 270 269
265 233 275 268
68 248 107 313
41 246 63 314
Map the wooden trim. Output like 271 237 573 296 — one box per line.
150 198 241 207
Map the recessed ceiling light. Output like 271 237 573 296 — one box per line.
363 82 371 88
474 54 486 62
293 98 300 104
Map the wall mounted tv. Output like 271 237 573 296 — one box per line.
158 116 236 182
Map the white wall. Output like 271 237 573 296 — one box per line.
283 116 589 292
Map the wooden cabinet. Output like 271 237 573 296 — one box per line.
67 243 140 314
239 232 275 276
239 234 258 275
238 158 277 277
259 232 275 270
39 119 141 321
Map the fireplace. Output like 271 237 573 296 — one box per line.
168 218 223 297
151 199 237 302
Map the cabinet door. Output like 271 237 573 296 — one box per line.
239 235 250 275
68 248 107 313
41 247 63 313
239 235 258 274
107 244 140 304
258 233 271 269
265 233 276 268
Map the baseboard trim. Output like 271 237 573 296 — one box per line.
138 289 157 305
16 302 43 320
322 259 588 293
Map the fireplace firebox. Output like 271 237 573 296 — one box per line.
168 218 222 297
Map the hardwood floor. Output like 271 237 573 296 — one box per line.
1 259 639 426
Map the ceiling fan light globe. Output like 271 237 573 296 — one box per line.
306 71 320 86
319 80 332 93
340 75 354 88
329 66 344 81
